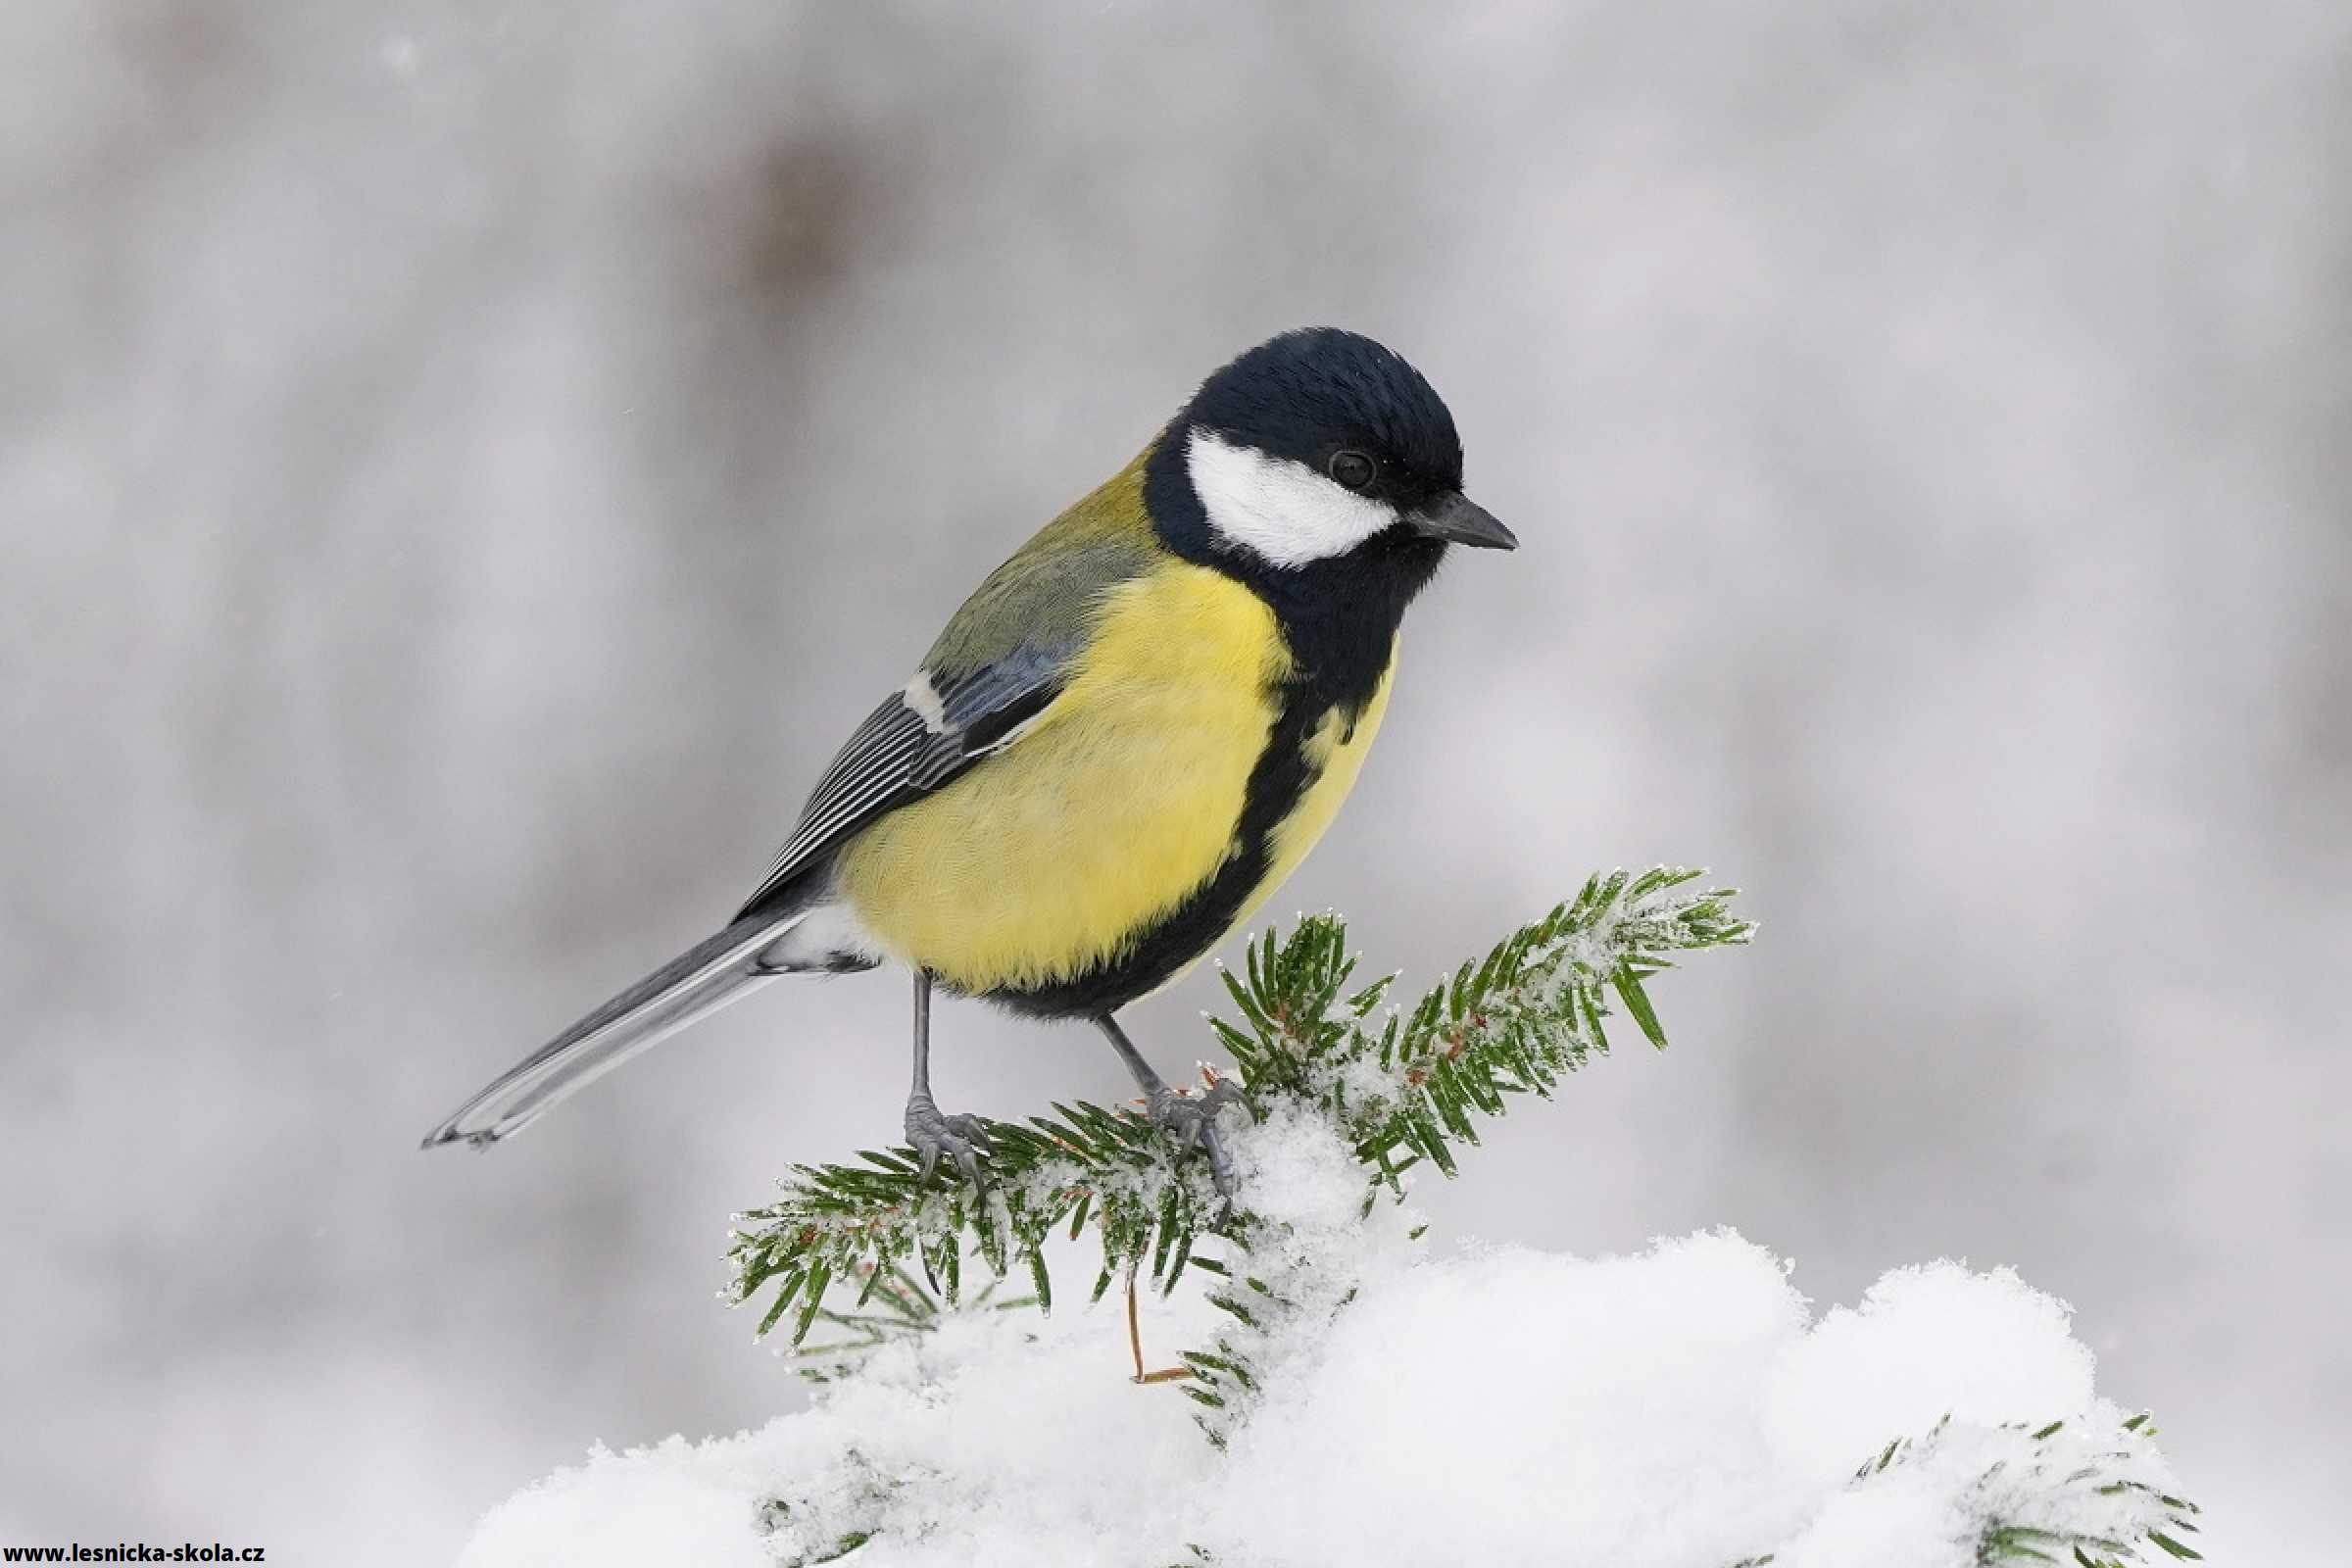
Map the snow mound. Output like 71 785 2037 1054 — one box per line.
458 1228 2181 1567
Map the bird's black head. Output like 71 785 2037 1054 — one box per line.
1141 328 1514 712
1144 327 1514 599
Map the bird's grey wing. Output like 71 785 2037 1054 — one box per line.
733 641 1071 919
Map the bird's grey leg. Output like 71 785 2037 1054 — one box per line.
904 970 990 1188
1096 1012 1247 1202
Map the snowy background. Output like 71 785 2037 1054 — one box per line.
3 1 2345 1562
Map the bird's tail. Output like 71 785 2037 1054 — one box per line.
419 906 817 1150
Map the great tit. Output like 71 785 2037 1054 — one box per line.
422 326 1515 1193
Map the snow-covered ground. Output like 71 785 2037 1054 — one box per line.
460 1114 2188 1567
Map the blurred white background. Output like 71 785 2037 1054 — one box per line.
4 2 2344 1561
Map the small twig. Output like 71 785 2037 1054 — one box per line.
1126 1266 1144 1381
1126 1267 1194 1385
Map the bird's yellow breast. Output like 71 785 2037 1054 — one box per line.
833 562 1392 998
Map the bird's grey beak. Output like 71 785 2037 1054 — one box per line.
1410 492 1517 550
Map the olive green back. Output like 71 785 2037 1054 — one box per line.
922 445 1160 676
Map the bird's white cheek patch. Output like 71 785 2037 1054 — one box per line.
1187 428 1397 567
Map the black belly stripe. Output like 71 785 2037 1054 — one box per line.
982 679 1334 1020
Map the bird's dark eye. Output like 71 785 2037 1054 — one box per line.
1328 450 1376 491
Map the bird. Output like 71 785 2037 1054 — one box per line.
420 326 1515 1195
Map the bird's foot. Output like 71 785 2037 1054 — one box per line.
1143 1078 1250 1213
905 1091 993 1191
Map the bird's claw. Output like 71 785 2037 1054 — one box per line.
905 1092 992 1193
1144 1079 1250 1216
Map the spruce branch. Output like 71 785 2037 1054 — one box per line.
725 866 1751 1354
1208 864 1749 1187
1722 1411 2199 1568
1856 1411 2199 1568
